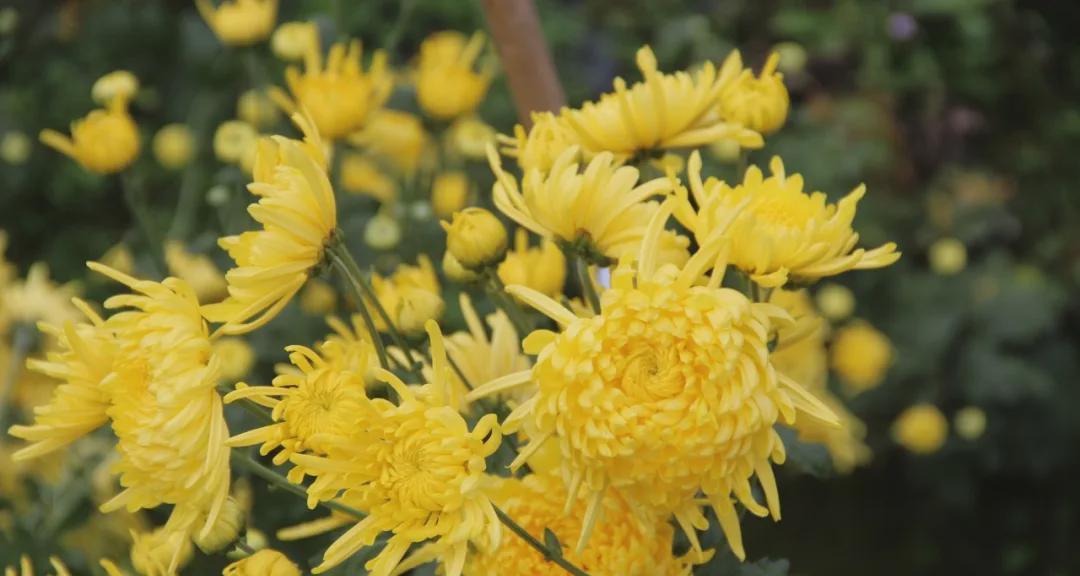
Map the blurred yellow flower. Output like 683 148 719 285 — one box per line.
1 263 81 330
770 289 870 473
831 320 893 394
223 549 301 576
463 473 709 576
497 111 578 173
468 201 837 560
370 255 444 335
2 556 73 576
431 171 470 219
97 243 135 277
717 52 790 135
203 113 336 334
497 228 566 299
1 131 31 164
347 109 428 173
164 242 227 304
152 124 195 170
193 496 245 553
442 250 478 283
40 96 140 174
448 116 495 159
299 278 336 314
274 33 391 140
363 212 402 250
291 321 502 575
91 70 139 105
237 89 280 129
815 282 855 321
892 403 948 455
442 293 530 407
213 120 259 170
196 0 277 47
340 153 397 203
415 31 491 120
954 406 987 440
131 527 194 576
442 207 506 269
213 337 255 382
489 145 687 264
680 152 900 287
271 21 317 62
929 237 967 275
563 45 761 160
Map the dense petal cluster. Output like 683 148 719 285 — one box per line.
498 228 566 299
40 96 139 174
202 113 336 334
415 31 491 120
679 152 900 287
370 255 444 334
716 52 789 135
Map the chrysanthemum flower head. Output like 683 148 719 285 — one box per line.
369 255 444 335
438 293 530 409
91 70 139 106
130 526 194 576
3 555 74 576
415 31 492 120
347 109 429 174
467 200 838 560
496 111 579 173
273 30 391 140
830 319 893 394
562 45 762 161
488 144 688 265
164 242 227 304
464 473 710 575
152 124 195 170
202 112 336 334
892 403 948 455
717 52 790 135
196 0 277 47
40 95 139 175
498 228 566 299
289 320 502 576
679 151 901 288
223 549 301 576
0 262 81 331
271 21 318 62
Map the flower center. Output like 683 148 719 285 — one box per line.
751 195 810 229
619 347 682 402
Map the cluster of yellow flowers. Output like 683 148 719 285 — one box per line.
5 1 933 575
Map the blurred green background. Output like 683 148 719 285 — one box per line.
1 0 1079 575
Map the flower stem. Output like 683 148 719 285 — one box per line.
325 239 391 372
232 451 366 520
485 270 533 337
494 505 591 576
0 324 35 433
120 173 165 277
573 255 601 314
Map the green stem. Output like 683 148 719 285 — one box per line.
0 324 35 433
325 239 391 373
736 150 748 182
573 255 601 314
120 173 165 276
381 0 415 59
485 270 533 337
232 451 366 520
235 540 256 555
494 505 591 576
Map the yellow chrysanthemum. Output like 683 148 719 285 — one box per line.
130 526 194 576
213 120 259 171
442 207 507 270
928 237 967 275
212 337 256 382
223 549 301 576
164 242 227 304
830 320 893 394
2 555 73 576
954 406 986 440
1 263 81 331
496 111 578 173
892 403 948 455
497 228 566 299
99 243 135 276
271 21 318 62
92 70 139 106
431 171 470 219
202 113 336 334
237 89 280 129
347 109 429 174
273 32 392 140
40 96 139 175
440 293 530 407
489 145 688 265
10 264 231 572
340 153 397 202
717 52 789 135
289 321 502 576
679 152 900 288
1 131 31 165
196 0 277 47
463 473 710 575
370 255 444 335
299 278 336 314
562 46 761 161
769 289 870 473
152 124 195 170
415 31 491 120
448 116 496 160
467 201 838 560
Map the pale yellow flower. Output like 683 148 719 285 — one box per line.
339 153 397 203
954 406 987 440
496 111 578 173
831 320 893 394
497 228 566 299
489 145 688 265
370 255 444 335
152 124 195 170
442 207 507 269
130 527 194 576
679 152 900 287
415 31 491 120
213 120 259 170
448 116 496 159
431 171 470 219
196 0 277 47
40 97 140 174
2 555 74 576
299 278 336 315
271 21 318 62
442 251 479 284
164 242 228 304
363 212 402 250
563 45 761 161
237 89 280 129
1 263 81 330
202 113 336 334
815 282 854 321
213 337 256 382
223 549 301 576
467 200 838 560
929 237 967 275
892 403 948 455
193 496 245 553
347 109 428 174
442 293 530 406
717 52 790 135
1 131 31 164
92 70 139 105
274 31 392 140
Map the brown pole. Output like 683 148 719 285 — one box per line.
481 0 566 128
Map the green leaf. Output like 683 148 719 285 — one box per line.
543 527 564 558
